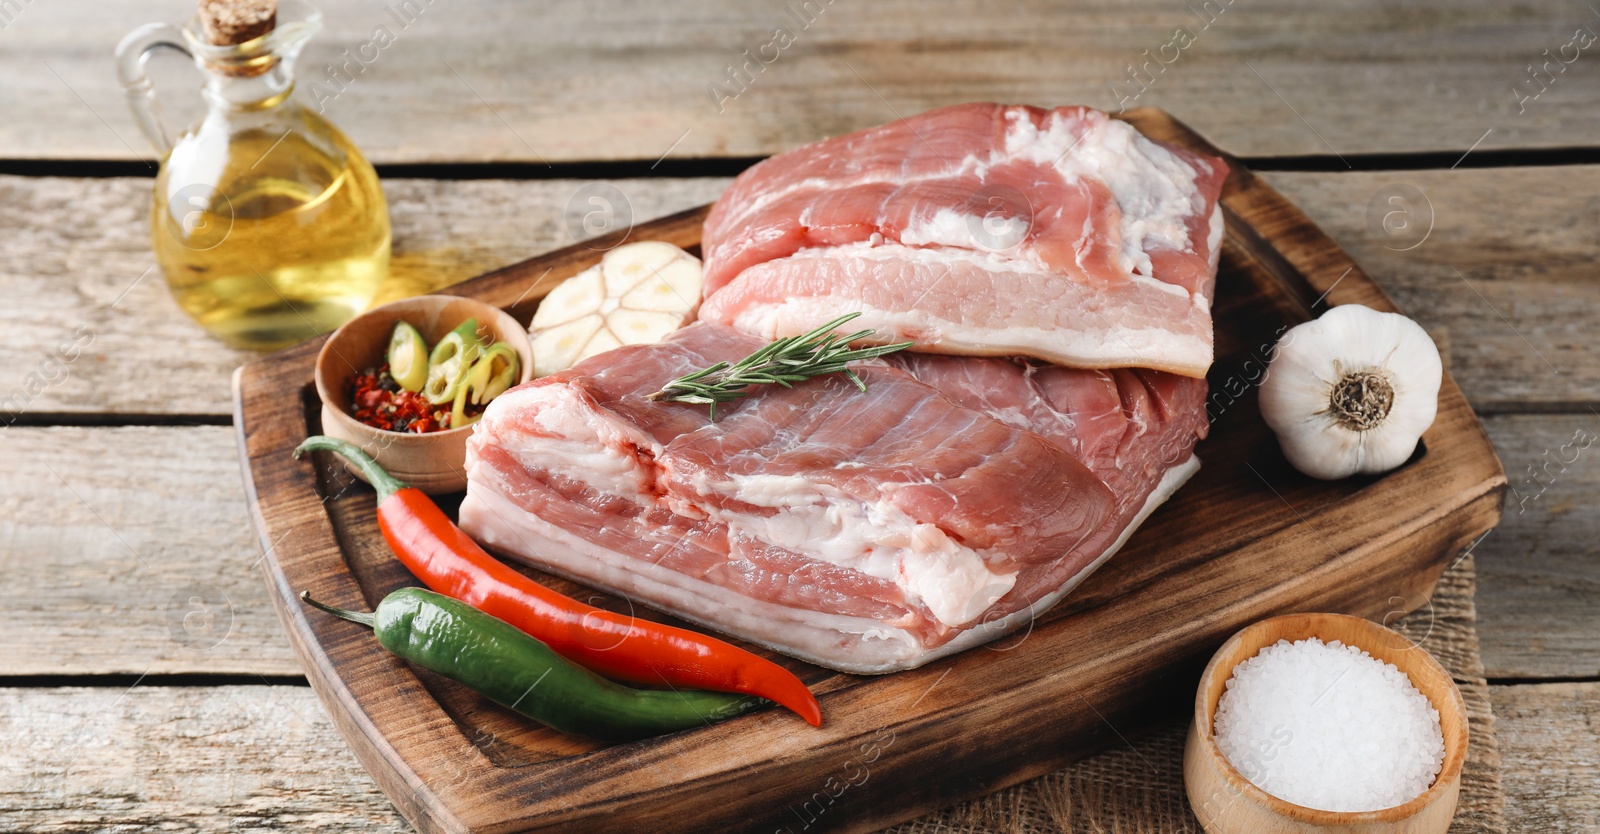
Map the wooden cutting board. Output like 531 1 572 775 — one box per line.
233 108 1506 834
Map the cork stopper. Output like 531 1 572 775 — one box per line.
198 0 276 46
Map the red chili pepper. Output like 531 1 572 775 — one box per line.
294 435 823 727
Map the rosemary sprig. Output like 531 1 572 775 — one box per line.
647 313 914 419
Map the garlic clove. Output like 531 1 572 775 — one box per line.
608 306 683 344
1259 304 1442 481
535 264 608 328
1283 415 1366 480
603 241 698 298
1357 411 1431 473
617 257 703 314
528 315 604 379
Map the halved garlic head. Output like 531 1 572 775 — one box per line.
528 241 702 378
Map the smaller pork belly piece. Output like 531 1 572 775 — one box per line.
698 103 1229 378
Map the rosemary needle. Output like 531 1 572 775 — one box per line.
647 313 914 419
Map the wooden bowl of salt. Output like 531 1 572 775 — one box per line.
1185 612 1468 834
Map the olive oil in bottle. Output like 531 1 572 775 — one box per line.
152 121 389 349
119 0 390 351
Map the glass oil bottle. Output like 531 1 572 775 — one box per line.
116 0 389 350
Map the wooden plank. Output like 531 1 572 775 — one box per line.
5 1 1598 163
0 685 407 832
1489 682 1600 833
9 412 1590 683
0 426 299 677
7 165 1599 419
1475 415 1600 680
0 175 728 420
1262 166 1600 414
230 110 1506 834
0 681 1588 832
0 557 1561 831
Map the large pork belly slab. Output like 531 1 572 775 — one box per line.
459 323 1208 673
698 103 1228 378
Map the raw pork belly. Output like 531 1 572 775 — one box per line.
459 324 1209 673
698 103 1228 378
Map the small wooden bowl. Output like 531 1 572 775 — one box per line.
314 295 532 494
1185 612 1468 834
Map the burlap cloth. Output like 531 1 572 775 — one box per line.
881 555 1507 834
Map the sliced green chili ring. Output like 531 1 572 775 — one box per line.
451 358 492 429
423 318 484 405
386 321 430 393
450 344 519 428
472 343 521 404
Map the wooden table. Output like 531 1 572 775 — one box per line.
2 2 1596 830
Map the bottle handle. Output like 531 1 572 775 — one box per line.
114 23 191 155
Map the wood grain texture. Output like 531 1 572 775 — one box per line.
0 681 1578 834
0 426 300 677
8 413 1588 684
5 1 1598 163
231 110 1506 834
0 558 1524 833
1474 415 1600 680
7 166 1598 420
1261 167 1600 414
1488 682 1600 834
0 685 408 833
0 175 727 419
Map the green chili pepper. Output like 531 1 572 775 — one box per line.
301 587 767 741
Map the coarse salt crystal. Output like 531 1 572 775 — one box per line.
1212 637 1445 813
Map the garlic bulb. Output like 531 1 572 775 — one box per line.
1259 304 1442 480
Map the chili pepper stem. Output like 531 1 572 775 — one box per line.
294 435 407 502
300 590 378 629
